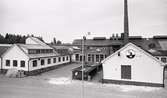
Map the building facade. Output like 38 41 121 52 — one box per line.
1 37 70 75
102 43 165 87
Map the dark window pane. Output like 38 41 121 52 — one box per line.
41 59 45 65
20 61 25 67
6 60 10 66
13 60 17 67
48 59 51 64
33 60 37 67
59 57 61 62
161 57 167 63
53 58 56 63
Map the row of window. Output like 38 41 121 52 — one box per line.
75 54 107 62
6 60 25 67
156 56 167 63
32 56 69 67
28 49 53 54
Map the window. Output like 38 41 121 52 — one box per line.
13 60 17 67
121 65 131 79
48 59 51 64
58 57 61 62
76 54 79 61
6 60 10 66
20 61 25 67
53 58 56 63
41 59 45 66
96 54 100 62
100 54 104 61
91 54 94 62
88 54 91 62
66 56 68 61
63 57 65 61
33 60 37 67
161 57 167 63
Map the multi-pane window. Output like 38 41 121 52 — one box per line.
161 57 167 63
28 49 53 54
63 57 65 61
66 56 68 61
6 60 10 66
41 59 45 66
88 54 91 62
48 59 51 64
20 60 25 67
96 54 100 62
33 60 37 67
58 57 61 62
76 54 79 61
13 60 17 67
100 54 104 61
53 58 56 63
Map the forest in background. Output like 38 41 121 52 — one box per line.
0 33 44 44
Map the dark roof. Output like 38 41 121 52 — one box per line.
73 39 123 46
0 45 11 57
51 45 72 55
153 36 167 39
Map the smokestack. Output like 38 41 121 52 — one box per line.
124 0 129 44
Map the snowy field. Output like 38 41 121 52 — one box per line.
0 63 167 98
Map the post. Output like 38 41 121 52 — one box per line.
81 36 85 98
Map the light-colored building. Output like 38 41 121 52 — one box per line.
102 43 166 87
1 37 70 75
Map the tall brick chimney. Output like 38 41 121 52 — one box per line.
124 0 129 44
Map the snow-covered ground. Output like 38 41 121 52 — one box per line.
0 63 167 98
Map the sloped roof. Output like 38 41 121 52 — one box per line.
18 44 52 49
0 44 11 57
73 39 123 46
51 45 72 55
158 40 167 51
27 37 48 46
29 53 59 59
102 43 165 66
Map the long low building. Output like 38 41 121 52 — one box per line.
0 37 70 75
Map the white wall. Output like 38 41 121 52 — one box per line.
2 45 29 71
103 45 164 84
29 55 70 71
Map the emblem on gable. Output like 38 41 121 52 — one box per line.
126 49 135 59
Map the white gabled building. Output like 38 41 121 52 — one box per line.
1 37 70 75
102 43 165 87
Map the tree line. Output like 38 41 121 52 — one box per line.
0 33 43 44
0 33 62 45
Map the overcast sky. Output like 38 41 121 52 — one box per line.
0 0 167 43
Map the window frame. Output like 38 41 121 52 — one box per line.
20 60 25 67
6 60 10 66
13 60 17 67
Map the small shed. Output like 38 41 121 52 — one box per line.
72 63 102 81
102 43 165 87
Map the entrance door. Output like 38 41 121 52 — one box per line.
121 65 131 79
